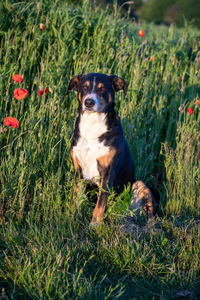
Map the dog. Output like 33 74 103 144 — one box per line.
66 73 154 226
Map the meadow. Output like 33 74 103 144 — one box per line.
0 0 200 298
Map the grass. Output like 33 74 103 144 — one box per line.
0 0 200 298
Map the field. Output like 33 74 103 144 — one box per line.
0 0 200 299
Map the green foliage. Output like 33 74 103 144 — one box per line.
0 0 200 298
164 121 200 217
139 0 200 29
177 0 200 29
139 0 176 23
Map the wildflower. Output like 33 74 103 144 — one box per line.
187 108 193 114
12 74 23 83
11 7 14 10
195 99 199 105
38 87 48 96
40 23 44 31
13 88 28 100
38 90 43 97
138 30 144 37
3 117 19 128
150 56 155 61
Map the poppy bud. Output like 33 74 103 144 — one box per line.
138 30 144 37
187 108 193 114
40 23 44 31
38 87 48 96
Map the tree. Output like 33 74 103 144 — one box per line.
177 0 200 28
138 0 177 24
138 0 200 29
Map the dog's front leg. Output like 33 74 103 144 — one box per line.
70 148 81 204
91 151 116 226
91 174 113 226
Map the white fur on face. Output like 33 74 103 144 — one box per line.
73 112 109 184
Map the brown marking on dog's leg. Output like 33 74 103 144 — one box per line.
130 181 154 217
90 153 116 225
70 148 79 172
97 148 116 168
91 178 107 225
91 191 109 225
70 148 81 204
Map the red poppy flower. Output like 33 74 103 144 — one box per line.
40 23 44 31
13 88 28 100
138 30 144 37
3 117 19 128
187 108 193 114
38 87 48 96
195 99 199 105
151 56 155 61
12 74 23 83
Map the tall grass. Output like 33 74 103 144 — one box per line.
0 0 200 298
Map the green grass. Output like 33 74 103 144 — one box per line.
0 0 200 298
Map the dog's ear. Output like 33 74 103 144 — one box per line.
66 74 84 94
109 75 127 95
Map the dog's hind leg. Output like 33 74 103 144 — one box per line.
130 181 154 217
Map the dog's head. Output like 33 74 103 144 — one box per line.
66 73 126 113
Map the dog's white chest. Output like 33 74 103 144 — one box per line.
73 112 109 184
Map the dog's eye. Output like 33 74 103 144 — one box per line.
83 86 88 92
98 86 106 92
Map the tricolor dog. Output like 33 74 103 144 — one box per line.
67 73 154 226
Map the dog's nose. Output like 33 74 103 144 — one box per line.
84 98 95 108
